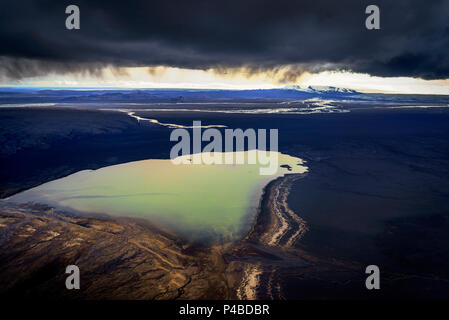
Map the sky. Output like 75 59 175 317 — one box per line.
0 0 448 94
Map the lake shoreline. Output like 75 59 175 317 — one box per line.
225 172 309 299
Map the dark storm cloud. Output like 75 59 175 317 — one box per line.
0 0 448 80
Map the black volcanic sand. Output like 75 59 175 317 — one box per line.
1 106 449 299
0 107 172 198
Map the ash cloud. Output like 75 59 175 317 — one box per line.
0 0 448 81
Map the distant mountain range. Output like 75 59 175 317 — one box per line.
284 85 359 94
0 87 447 105
0 86 362 104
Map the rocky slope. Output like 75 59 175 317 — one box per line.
0 202 236 299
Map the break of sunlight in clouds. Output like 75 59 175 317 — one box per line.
3 66 449 95
5 67 278 90
300 71 449 95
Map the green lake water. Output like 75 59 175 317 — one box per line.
8 151 307 242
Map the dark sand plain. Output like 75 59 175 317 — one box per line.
1 104 449 299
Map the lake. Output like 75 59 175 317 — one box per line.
8 150 307 242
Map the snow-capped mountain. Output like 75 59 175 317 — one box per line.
284 85 359 94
